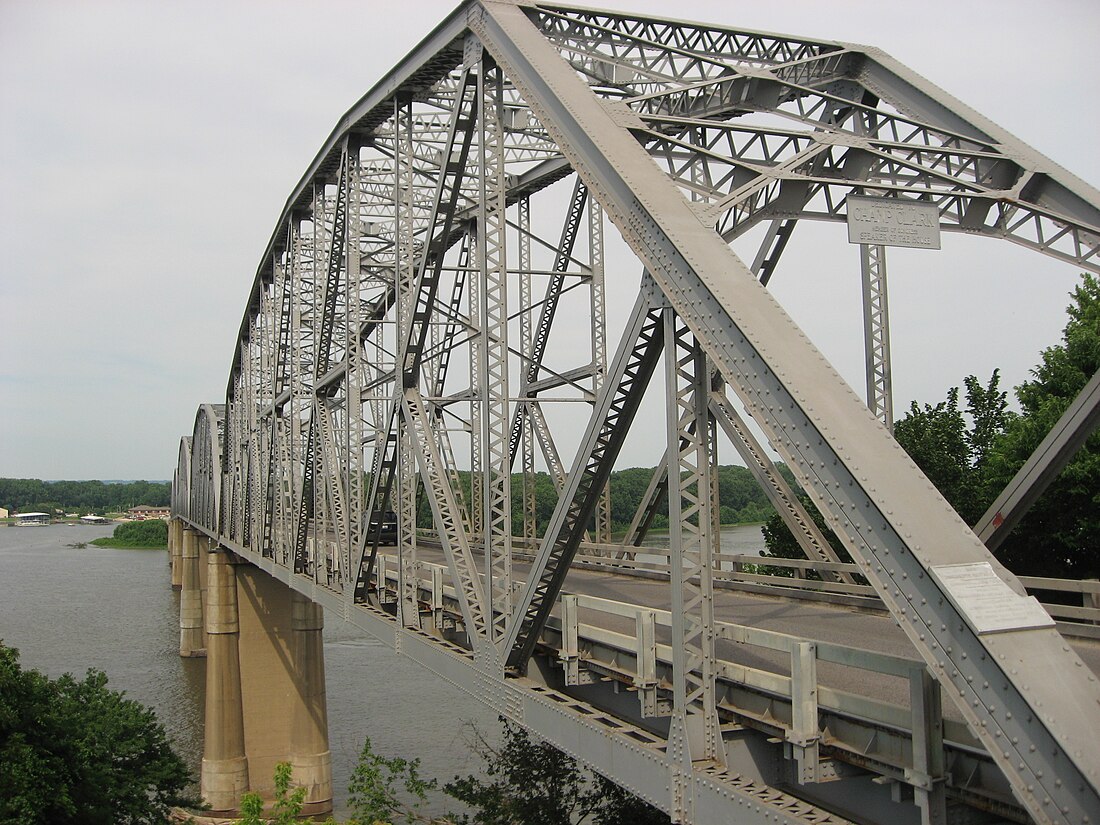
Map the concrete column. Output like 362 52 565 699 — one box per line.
179 528 206 657
198 536 210 646
201 549 249 813
289 591 333 815
170 519 183 589
234 566 333 816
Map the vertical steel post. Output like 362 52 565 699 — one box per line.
664 309 725 768
634 608 662 718
589 197 612 544
861 242 893 432
477 56 512 644
910 665 946 825
518 197 538 543
398 423 420 629
789 641 821 784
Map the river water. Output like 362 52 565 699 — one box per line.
0 522 764 814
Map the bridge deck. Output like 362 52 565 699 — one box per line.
381 542 1100 719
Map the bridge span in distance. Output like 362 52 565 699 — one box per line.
170 2 1100 823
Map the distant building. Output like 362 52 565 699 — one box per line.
15 512 50 525
0 507 8 519
127 505 170 520
80 515 109 524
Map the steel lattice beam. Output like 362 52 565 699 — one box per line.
179 5 1100 824
474 3 1100 822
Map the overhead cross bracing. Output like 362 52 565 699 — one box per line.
176 2 1100 824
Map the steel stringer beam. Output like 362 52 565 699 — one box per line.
504 284 664 670
474 4 1100 822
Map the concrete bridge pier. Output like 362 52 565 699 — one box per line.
179 527 207 657
201 548 250 814
235 564 333 814
288 591 333 816
198 552 333 816
169 518 183 589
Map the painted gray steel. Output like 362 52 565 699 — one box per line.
175 3 1100 824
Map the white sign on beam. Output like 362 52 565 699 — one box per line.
847 196 941 249
930 562 1055 635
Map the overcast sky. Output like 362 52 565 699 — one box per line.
1 0 1097 481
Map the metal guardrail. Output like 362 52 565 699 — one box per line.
505 536 1100 640
365 552 1027 822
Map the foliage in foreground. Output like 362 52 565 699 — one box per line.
91 519 169 548
444 718 669 825
0 643 196 825
342 717 670 825
343 736 452 824
238 761 307 825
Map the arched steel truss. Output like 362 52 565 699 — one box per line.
174 4 1100 824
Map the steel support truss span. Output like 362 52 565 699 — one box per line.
176 4 1100 824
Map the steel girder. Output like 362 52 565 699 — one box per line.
177 3 1100 825
474 4 1100 824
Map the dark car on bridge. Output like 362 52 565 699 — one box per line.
367 510 398 545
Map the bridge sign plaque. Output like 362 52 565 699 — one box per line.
930 562 1055 635
847 195 941 249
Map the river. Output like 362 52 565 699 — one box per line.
0 521 765 814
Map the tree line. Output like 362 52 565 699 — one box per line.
0 479 170 516
415 463 781 535
765 273 1100 580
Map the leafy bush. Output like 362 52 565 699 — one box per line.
92 519 168 548
0 643 196 824
444 718 669 825
342 719 668 825
238 762 306 825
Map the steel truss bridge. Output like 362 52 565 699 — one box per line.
171 2 1100 823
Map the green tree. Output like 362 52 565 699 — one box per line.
344 736 451 824
444 718 669 825
986 274 1100 578
762 371 1009 562
91 519 169 548
341 720 670 825
761 491 850 567
0 643 196 825
892 371 1009 524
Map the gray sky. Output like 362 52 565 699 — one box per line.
1 0 1097 481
